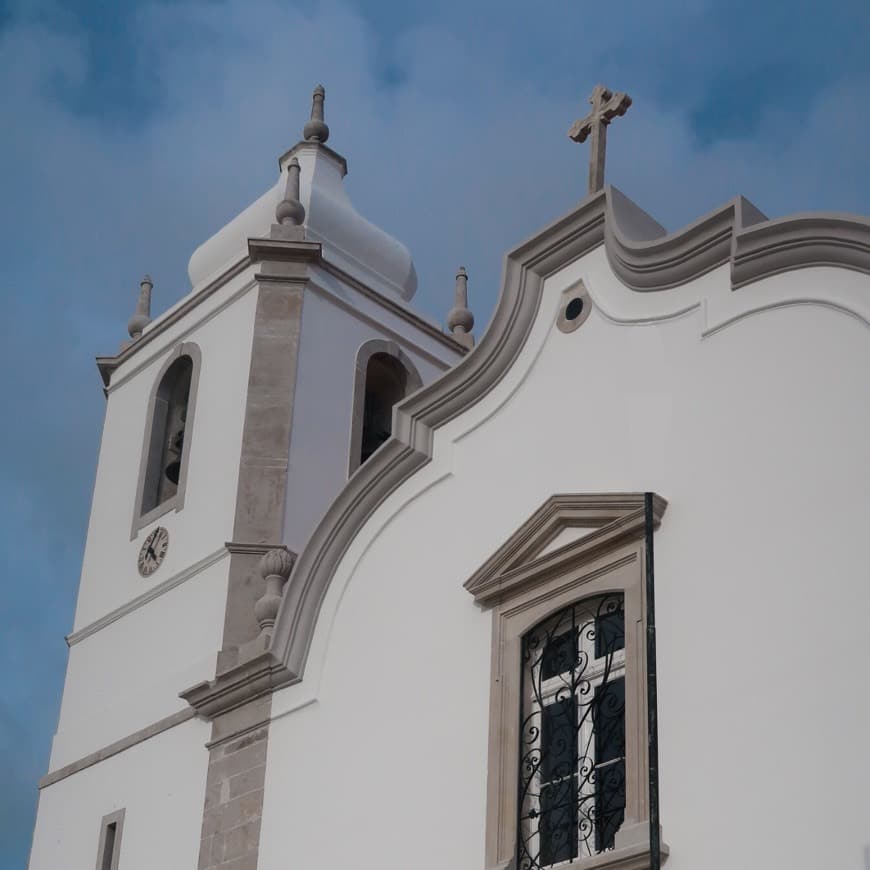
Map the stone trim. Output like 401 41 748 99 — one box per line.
307 270 463 369
224 540 290 556
269 194 610 681
465 493 667 607
97 258 252 388
130 341 203 539
197 697 273 870
66 546 228 646
95 808 125 870
39 709 195 789
268 183 870 688
181 651 297 720
347 338 424 477
556 280 593 334
215 251 308 676
314 259 469 356
471 493 668 870
97 235 465 390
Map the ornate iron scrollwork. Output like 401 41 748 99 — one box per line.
517 594 626 869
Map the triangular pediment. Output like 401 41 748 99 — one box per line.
464 493 667 607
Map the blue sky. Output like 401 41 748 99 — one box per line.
2 0 869 865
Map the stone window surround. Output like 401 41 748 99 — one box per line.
131 342 202 539
347 338 423 477
465 493 668 870
95 808 125 870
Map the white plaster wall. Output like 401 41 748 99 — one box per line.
260 250 870 870
30 718 211 870
282 272 459 554
48 271 256 770
50 556 228 769
74 272 257 631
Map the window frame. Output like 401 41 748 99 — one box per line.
465 493 667 870
95 808 125 870
131 342 202 539
347 339 422 477
519 595 628 866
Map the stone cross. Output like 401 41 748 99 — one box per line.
568 84 632 194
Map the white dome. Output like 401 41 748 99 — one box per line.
187 141 418 300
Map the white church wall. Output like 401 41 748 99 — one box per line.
281 275 458 554
260 249 870 870
30 717 211 870
48 272 258 780
50 556 228 770
74 273 257 632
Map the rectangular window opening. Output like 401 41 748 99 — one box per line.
97 810 124 870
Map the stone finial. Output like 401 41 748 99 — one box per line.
303 84 330 143
275 157 305 227
447 266 475 349
253 548 295 638
127 274 153 340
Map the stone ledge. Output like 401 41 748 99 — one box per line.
180 652 297 722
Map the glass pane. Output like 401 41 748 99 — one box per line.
540 777 578 866
594 761 625 853
541 697 577 783
593 677 625 851
593 677 625 764
594 607 625 658
542 629 578 679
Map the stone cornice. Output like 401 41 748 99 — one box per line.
97 237 464 390
180 651 296 719
269 184 870 686
464 493 668 608
96 257 254 387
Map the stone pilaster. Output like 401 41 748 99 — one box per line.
198 697 272 870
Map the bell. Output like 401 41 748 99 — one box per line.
164 460 181 484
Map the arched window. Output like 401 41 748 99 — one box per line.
518 594 626 867
349 340 422 475
132 343 201 536
465 493 668 870
360 353 407 464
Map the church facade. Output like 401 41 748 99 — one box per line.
29 86 870 870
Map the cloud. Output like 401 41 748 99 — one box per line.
2 0 869 866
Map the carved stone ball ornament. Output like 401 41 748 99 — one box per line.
254 548 295 633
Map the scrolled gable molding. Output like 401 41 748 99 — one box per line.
731 212 870 288
269 183 870 685
604 184 870 291
465 493 668 608
269 195 611 676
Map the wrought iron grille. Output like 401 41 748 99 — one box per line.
517 594 626 870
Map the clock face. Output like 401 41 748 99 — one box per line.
138 526 169 577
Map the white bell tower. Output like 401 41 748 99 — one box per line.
29 86 472 870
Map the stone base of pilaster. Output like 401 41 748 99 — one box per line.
197 696 272 870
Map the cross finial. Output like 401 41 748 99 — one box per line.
568 84 632 194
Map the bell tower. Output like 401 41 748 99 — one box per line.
29 86 472 870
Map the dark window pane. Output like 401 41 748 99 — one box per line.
593 678 625 764
594 608 624 658
594 761 625 853
541 698 577 783
540 777 578 866
542 629 577 679
594 677 625 851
